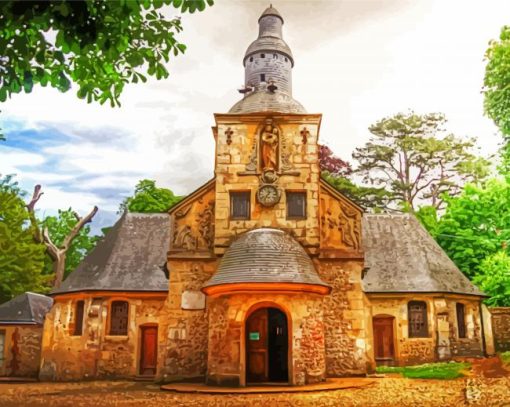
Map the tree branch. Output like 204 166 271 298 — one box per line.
26 184 44 243
42 227 60 261
61 206 98 251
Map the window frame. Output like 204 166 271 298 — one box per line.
0 330 5 367
286 191 307 220
456 303 467 339
230 191 251 220
109 300 129 336
73 300 85 336
408 301 429 338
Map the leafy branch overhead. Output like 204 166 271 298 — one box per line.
0 0 213 107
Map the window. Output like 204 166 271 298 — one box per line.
285 57 288 62
0 331 4 367
230 191 250 220
260 73 266 82
73 300 85 336
408 301 428 338
110 301 129 336
456 303 466 338
273 53 277 59
260 53 265 58
249 56 253 62
287 191 306 219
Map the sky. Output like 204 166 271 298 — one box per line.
1 0 508 233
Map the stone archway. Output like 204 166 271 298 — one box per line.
245 306 289 383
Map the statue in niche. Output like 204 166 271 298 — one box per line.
261 123 279 170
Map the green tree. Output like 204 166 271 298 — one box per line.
426 180 510 279
353 112 490 211
321 171 391 211
484 25 510 138
120 179 182 213
40 208 100 281
474 251 510 307
0 175 48 302
0 0 213 107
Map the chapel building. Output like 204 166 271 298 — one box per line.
34 6 492 386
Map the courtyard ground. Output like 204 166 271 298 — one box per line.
0 358 509 407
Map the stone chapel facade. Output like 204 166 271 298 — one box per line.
33 6 492 386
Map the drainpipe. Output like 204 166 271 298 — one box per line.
478 301 487 357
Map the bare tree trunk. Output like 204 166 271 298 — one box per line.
53 252 67 289
26 185 98 288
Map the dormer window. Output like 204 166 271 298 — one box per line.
261 53 265 58
260 73 266 82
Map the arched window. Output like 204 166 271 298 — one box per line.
456 303 466 338
110 301 129 336
408 301 428 338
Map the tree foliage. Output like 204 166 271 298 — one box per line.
0 0 213 107
474 251 510 307
0 174 48 302
120 179 182 213
484 25 510 138
40 208 99 281
420 180 510 280
321 171 391 211
319 145 352 176
353 112 490 211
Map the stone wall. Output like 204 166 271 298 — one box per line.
39 294 165 381
206 293 326 386
0 325 43 377
316 259 371 375
490 307 510 352
157 259 217 382
368 294 484 366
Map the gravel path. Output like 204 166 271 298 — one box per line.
0 377 509 407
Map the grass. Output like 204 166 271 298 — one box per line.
500 351 510 367
376 361 471 380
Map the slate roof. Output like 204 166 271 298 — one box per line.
362 214 485 296
52 213 170 295
0 292 53 325
203 228 329 289
229 89 306 114
259 5 283 22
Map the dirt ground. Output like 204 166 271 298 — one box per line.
0 358 508 407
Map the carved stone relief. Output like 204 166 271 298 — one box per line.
260 120 279 171
171 187 216 252
320 191 362 251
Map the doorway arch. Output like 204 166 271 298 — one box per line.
245 306 289 383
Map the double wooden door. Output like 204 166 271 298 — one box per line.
373 316 395 361
246 308 288 383
139 326 158 376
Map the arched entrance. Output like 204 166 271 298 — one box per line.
246 307 288 383
373 315 395 365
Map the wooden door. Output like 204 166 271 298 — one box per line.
140 326 158 376
373 317 395 361
246 308 268 382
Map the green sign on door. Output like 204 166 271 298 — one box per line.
249 332 260 340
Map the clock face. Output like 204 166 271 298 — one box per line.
257 185 281 207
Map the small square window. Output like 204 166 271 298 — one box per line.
261 53 265 58
287 192 306 219
230 191 250 220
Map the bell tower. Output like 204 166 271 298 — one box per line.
212 5 322 254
